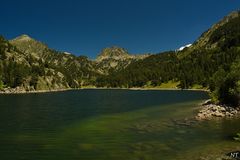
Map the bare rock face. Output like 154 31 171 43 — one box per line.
96 47 131 62
95 46 150 74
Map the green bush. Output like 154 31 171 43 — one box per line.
0 79 4 90
211 59 240 107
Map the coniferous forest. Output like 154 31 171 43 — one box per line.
0 11 240 107
96 12 240 107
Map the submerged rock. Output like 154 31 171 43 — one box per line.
170 118 198 127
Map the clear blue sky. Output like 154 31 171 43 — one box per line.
1 0 240 59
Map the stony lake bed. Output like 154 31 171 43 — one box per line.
0 89 239 160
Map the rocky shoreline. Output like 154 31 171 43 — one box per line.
0 86 209 94
196 99 240 120
0 87 72 94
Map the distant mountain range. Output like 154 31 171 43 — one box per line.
0 11 239 106
0 34 150 91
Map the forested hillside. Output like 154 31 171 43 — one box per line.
0 35 148 92
0 35 100 91
0 11 239 106
96 11 240 107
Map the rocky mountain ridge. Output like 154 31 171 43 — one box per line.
0 10 239 96
192 11 239 50
0 35 100 91
95 46 150 74
0 34 150 92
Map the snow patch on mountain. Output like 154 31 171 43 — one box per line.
64 52 72 55
178 44 192 51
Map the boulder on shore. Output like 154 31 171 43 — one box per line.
196 100 240 120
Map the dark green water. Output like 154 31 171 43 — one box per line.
0 89 239 160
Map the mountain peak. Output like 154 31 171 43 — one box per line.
12 34 34 42
10 34 48 58
96 46 130 61
226 10 239 19
190 10 240 51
